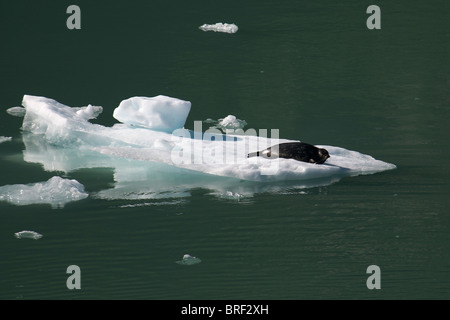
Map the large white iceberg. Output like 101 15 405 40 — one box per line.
113 95 191 132
0 176 88 208
13 94 396 201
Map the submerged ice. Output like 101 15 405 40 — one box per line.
6 94 396 202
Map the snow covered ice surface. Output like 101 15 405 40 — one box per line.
0 176 88 208
199 23 239 34
3 94 396 203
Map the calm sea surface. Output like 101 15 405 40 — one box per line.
0 0 449 299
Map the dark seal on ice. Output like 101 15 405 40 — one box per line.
247 142 330 164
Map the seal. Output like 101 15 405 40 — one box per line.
247 142 330 164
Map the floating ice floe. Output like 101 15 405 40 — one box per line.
6 106 26 117
176 254 202 266
0 136 12 144
199 23 238 34
14 230 43 240
0 176 89 208
10 94 396 201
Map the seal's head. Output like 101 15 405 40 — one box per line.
316 148 330 164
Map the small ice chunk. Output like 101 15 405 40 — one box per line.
113 95 191 132
199 23 239 34
0 176 89 209
218 115 247 130
74 104 103 120
204 115 247 132
176 254 202 265
0 136 12 144
14 230 43 240
6 106 26 117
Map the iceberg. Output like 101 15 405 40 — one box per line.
0 176 89 208
199 23 239 34
12 94 396 201
113 95 191 132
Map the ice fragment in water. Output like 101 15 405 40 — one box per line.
0 176 89 209
6 106 26 117
199 23 238 34
219 115 246 129
205 115 247 132
14 230 43 240
0 136 12 144
176 254 202 265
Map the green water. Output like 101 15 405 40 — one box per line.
0 0 449 300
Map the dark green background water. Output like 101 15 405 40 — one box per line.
0 0 449 299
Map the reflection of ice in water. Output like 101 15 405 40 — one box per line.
176 254 202 266
11 95 396 204
14 230 43 240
